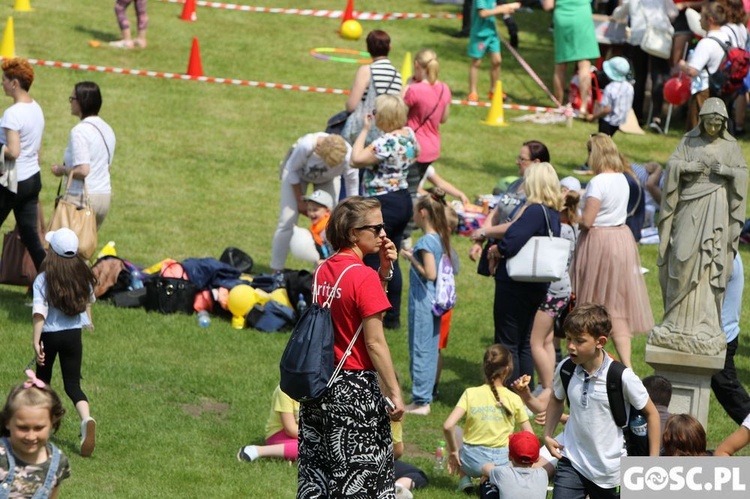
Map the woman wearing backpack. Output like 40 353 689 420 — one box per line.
485 163 562 386
719 0 748 135
676 2 730 130
296 196 404 498
400 188 457 416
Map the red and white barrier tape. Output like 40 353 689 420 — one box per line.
25 57 559 112
160 0 460 20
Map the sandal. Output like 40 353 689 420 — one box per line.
109 39 134 49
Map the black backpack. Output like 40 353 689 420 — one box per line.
559 357 649 456
279 263 362 402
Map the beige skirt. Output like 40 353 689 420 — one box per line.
571 225 654 334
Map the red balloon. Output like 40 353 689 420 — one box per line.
663 75 692 106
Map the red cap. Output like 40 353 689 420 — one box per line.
509 431 539 464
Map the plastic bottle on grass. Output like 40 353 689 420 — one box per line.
130 268 144 290
434 440 446 471
296 293 308 317
197 311 211 328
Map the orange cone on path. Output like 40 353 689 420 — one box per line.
483 81 508 127
181 0 197 22
341 0 355 26
186 38 203 77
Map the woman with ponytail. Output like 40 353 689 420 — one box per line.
402 49 452 199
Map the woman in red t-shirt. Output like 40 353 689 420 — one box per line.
297 196 405 498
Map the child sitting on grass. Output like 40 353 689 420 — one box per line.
237 385 299 462
443 344 532 494
481 430 554 499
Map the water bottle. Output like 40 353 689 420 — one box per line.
130 268 144 290
629 412 648 438
197 311 211 328
296 293 308 317
434 440 446 471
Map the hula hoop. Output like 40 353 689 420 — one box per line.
310 48 372 64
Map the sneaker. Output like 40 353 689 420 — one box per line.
236 445 259 462
395 483 414 499
80 417 96 457
457 475 475 494
649 120 664 134
467 92 479 102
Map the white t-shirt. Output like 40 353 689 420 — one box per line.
553 355 649 488
688 29 730 94
0 100 44 181
585 172 628 226
742 412 750 431
64 116 116 195
721 23 748 51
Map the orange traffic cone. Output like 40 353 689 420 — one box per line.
186 38 203 77
483 81 508 127
181 0 197 22
341 0 354 25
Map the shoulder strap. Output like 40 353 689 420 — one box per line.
627 176 643 218
414 84 446 134
606 360 628 428
82 120 112 165
313 262 361 307
560 358 575 407
0 437 16 495
31 444 60 499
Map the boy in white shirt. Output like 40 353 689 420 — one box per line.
544 304 661 499
676 3 730 130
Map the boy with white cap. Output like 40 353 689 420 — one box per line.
303 190 334 260
587 57 634 136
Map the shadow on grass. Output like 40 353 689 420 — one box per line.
73 25 118 43
0 288 32 324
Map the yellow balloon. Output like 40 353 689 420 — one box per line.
341 20 363 41
227 284 257 319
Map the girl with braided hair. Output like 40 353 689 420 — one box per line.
442 344 532 493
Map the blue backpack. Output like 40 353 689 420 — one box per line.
279 263 362 402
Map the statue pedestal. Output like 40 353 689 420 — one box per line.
645 344 725 429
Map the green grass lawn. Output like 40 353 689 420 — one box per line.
1 0 750 497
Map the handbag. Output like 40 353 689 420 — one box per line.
47 174 97 260
0 201 45 286
638 3 673 59
144 263 199 314
341 66 398 145
325 110 351 136
506 205 571 283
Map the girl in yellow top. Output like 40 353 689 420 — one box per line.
443 344 532 492
237 385 299 462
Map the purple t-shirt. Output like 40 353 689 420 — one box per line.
404 81 451 163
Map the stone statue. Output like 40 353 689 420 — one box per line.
649 98 748 356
